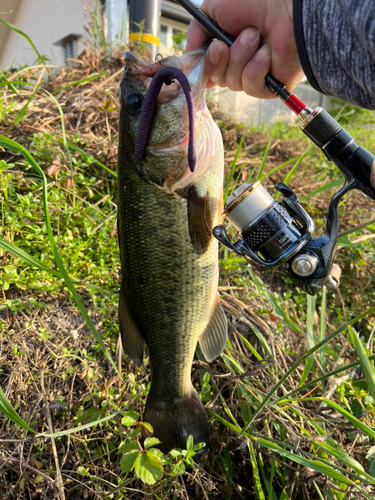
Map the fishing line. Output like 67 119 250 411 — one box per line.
53 0 86 17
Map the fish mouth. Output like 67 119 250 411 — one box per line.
146 46 208 154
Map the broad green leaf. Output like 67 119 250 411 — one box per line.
140 421 153 433
366 446 375 478
144 437 161 449
192 441 206 451
134 451 163 485
337 235 352 247
186 434 194 451
349 325 375 402
121 410 140 427
146 447 163 459
168 449 182 458
171 461 185 476
120 441 139 452
139 421 153 437
120 451 140 473
77 467 89 476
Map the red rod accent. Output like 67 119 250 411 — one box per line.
285 94 306 115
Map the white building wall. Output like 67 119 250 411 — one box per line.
0 0 94 70
208 83 332 126
159 16 187 53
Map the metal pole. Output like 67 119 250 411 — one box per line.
129 0 161 60
107 0 128 44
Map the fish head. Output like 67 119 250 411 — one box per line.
119 45 220 187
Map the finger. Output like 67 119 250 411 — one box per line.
205 41 230 86
224 27 260 91
185 19 212 52
242 44 274 99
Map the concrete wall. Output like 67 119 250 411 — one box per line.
0 0 94 70
208 82 332 126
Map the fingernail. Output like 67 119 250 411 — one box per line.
255 44 271 63
208 42 223 65
240 27 259 46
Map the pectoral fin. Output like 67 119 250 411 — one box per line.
187 186 218 255
199 296 228 362
119 285 144 364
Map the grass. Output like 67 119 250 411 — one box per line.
0 22 375 500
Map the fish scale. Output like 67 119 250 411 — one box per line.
118 47 228 452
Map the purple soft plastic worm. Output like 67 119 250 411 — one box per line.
134 66 196 172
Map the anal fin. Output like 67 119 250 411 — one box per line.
119 285 144 364
199 296 228 362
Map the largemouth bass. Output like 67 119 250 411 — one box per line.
118 46 227 452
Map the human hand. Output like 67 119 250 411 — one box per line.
185 0 304 99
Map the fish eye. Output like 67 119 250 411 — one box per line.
126 93 143 111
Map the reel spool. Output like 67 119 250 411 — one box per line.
223 182 306 262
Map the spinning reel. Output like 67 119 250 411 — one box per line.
213 106 375 295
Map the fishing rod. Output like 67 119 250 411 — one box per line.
175 0 375 295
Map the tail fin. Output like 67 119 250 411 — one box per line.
144 390 210 453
